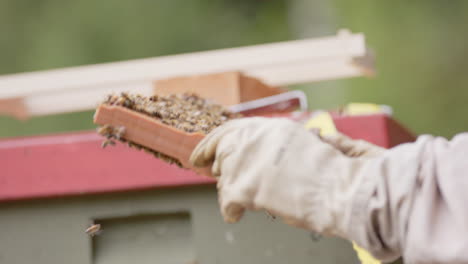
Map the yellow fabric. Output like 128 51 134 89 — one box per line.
303 111 381 264
353 243 381 264
304 111 337 136
344 103 383 116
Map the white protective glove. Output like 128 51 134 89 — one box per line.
189 117 379 239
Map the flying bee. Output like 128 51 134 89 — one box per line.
85 224 102 237
266 211 276 221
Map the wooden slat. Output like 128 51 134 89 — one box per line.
0 29 374 117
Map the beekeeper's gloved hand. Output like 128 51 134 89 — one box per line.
189 117 369 238
190 117 468 264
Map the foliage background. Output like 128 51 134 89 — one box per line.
1 0 468 138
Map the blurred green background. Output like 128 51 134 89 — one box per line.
1 0 468 138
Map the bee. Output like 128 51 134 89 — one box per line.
127 142 142 150
143 148 154 155
120 92 134 107
116 97 126 106
101 139 116 148
97 125 113 136
114 126 126 140
132 143 142 151
85 224 102 237
265 211 276 220
309 232 322 242
105 94 118 105
120 92 130 100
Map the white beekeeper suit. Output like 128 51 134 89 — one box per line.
189 117 468 264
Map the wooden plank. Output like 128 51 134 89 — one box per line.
0 30 368 98
0 30 374 118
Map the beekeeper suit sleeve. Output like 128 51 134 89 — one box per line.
189 117 468 264
352 132 468 263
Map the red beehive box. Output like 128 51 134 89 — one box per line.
332 113 415 148
0 112 415 203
